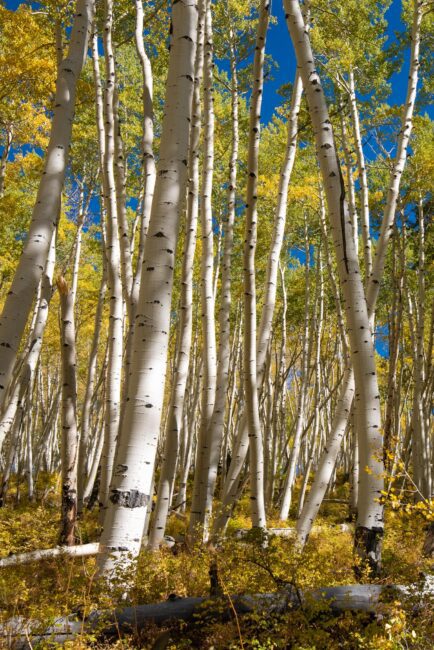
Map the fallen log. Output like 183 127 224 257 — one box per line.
0 535 176 568
3 581 433 649
0 543 101 568
0 525 355 569
233 524 353 539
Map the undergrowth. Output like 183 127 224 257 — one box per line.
0 475 433 649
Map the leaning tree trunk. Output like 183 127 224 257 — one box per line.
57 278 79 547
293 0 424 557
0 0 94 409
348 70 372 281
97 0 198 574
0 231 56 454
284 0 384 573
123 0 158 397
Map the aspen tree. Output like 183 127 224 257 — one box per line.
279 217 311 520
122 1 157 408
348 70 372 280
0 232 56 454
149 10 204 549
197 15 240 529
0 0 94 408
77 262 107 512
366 1 423 319
412 199 431 499
97 0 124 510
284 0 384 571
57 277 79 546
241 0 270 530
213 70 303 536
131 0 156 310
98 0 198 572
189 0 218 538
294 0 424 555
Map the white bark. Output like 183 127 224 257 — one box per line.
0 543 101 568
212 69 303 537
242 0 270 530
294 0 424 554
348 70 372 280
196 21 240 532
189 0 218 538
148 12 204 549
97 0 198 572
58 277 79 546
366 0 422 317
97 2 124 510
279 217 311 520
0 0 94 408
77 262 107 512
284 0 384 570
0 232 56 454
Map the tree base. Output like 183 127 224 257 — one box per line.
354 525 383 578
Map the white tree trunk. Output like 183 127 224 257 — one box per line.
77 263 107 512
97 2 124 510
348 70 372 280
242 0 270 530
293 0 424 557
284 0 384 571
189 0 218 539
212 69 302 537
148 11 204 549
57 278 79 546
97 0 198 573
195 22 240 533
279 218 311 520
0 0 94 408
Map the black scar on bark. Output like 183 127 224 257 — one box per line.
110 490 149 508
354 526 383 578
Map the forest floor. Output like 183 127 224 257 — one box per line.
0 474 433 649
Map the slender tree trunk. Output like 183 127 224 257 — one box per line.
242 0 270 530
365 0 422 318
0 0 94 408
189 0 218 539
97 0 198 573
197 21 240 531
348 70 372 281
97 2 124 511
0 232 56 454
212 69 303 538
57 278 79 547
279 217 311 520
77 262 107 512
293 0 424 561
